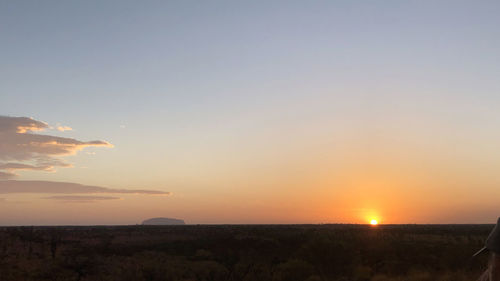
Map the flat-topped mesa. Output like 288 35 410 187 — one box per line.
142 217 185 225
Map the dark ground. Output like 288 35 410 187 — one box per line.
0 224 493 281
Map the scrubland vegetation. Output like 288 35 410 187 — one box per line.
0 224 492 281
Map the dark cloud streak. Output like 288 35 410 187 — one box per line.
0 180 170 195
42 195 121 203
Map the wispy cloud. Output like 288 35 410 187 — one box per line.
56 126 73 132
0 163 56 172
0 171 16 180
0 180 170 195
43 195 121 203
0 116 112 178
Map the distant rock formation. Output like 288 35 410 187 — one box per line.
142 217 185 225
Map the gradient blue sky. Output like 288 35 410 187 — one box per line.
1 1 500 224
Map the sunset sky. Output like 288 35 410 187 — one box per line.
1 1 500 225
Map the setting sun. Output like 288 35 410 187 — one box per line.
370 219 379 226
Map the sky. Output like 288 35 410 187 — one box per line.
1 0 500 225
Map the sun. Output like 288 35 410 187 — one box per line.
370 219 378 226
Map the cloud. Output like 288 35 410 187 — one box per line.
0 180 170 195
0 163 56 172
0 116 112 177
42 195 121 203
0 116 48 133
0 171 16 180
56 126 73 132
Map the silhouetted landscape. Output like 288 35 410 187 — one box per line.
0 224 491 281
